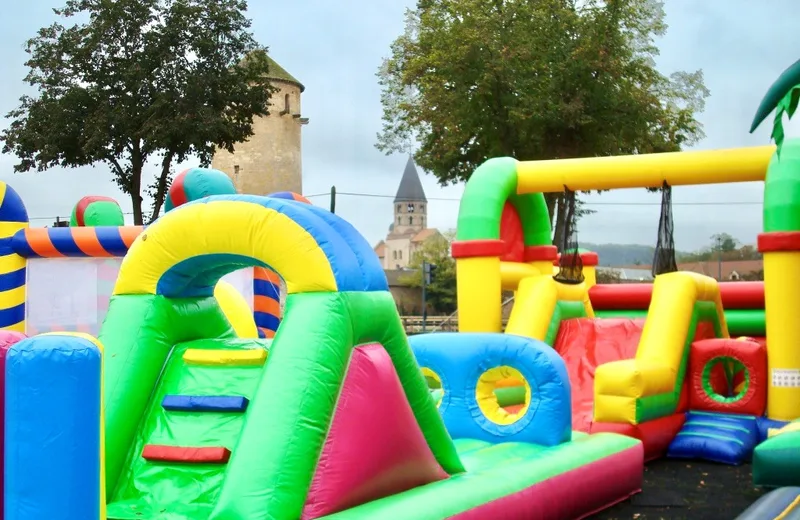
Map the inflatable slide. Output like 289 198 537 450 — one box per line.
95 195 642 520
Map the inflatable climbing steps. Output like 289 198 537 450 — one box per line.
668 411 759 465
106 337 271 519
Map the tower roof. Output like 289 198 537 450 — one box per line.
266 55 305 92
394 156 427 203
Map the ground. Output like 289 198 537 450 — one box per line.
592 459 766 520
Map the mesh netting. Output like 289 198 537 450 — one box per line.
652 182 678 277
554 189 585 284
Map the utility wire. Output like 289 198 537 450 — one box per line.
303 191 762 206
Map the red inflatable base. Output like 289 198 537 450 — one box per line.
591 413 686 462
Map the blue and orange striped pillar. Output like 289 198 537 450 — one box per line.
253 267 282 338
0 184 28 333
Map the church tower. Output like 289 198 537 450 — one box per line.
392 156 428 234
378 156 432 269
212 55 308 195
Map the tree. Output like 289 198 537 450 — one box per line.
711 233 739 252
376 0 709 246
596 268 623 284
399 230 457 314
1 0 274 224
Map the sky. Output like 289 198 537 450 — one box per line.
0 1 799 253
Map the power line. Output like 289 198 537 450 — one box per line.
303 191 762 206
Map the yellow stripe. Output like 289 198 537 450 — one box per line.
0 182 7 205
183 348 267 366
0 253 25 273
776 496 800 520
114 200 337 296
0 222 26 239
0 286 26 308
4 321 24 333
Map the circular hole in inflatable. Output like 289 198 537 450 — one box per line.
475 365 531 425
422 367 443 408
702 355 750 403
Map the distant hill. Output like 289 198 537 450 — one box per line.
581 242 690 267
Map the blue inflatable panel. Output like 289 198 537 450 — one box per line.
757 416 789 442
5 334 101 520
162 394 249 412
668 411 759 465
409 332 571 446
736 487 800 520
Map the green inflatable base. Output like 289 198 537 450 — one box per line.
754 431 800 487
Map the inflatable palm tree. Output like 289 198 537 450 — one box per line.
750 58 800 154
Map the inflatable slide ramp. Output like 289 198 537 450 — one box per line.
106 337 270 519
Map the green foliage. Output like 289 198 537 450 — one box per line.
677 236 761 263
399 230 457 314
377 0 710 242
1 0 274 224
711 232 738 252
595 268 623 284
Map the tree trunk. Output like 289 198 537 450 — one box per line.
147 152 174 224
129 141 145 225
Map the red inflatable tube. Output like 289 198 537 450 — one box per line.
689 338 767 416
589 282 765 311
591 413 686 462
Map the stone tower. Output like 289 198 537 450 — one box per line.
392 156 428 234
382 157 428 268
212 55 308 195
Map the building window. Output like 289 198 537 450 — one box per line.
284 94 290 113
407 203 415 213
393 251 397 260
421 204 424 212
397 204 401 213
399 250 403 259
397 216 401 224
409 216 413 225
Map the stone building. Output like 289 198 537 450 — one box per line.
212 55 308 195
374 157 443 270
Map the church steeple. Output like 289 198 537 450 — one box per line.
391 157 427 236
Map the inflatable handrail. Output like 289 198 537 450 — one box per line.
593 272 728 425
505 275 594 340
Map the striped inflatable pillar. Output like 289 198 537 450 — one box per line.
0 184 28 333
5 333 104 520
253 267 282 338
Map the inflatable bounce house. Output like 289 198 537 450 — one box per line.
2 59 800 519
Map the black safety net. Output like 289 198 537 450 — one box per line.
554 188 585 284
651 181 678 277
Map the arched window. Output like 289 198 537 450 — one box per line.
393 250 397 260
409 216 413 225
284 94 290 113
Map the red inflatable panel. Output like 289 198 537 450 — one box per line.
592 413 686 462
554 318 645 432
689 338 767 416
589 282 765 310
499 202 524 263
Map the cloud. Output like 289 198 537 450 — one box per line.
1 0 798 254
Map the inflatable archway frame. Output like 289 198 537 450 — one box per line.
101 195 464 519
454 146 774 332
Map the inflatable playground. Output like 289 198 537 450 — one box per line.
3 65 800 520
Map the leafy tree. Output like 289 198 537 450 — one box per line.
595 268 623 284
1 0 274 224
711 232 739 252
399 230 457 314
377 0 709 246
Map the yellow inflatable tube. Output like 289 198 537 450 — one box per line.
214 280 259 339
594 272 727 424
505 275 594 340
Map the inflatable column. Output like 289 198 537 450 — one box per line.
0 183 28 333
759 139 800 421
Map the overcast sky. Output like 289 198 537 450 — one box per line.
1 1 799 252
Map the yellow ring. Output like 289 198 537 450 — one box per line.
476 365 531 425
422 367 443 408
